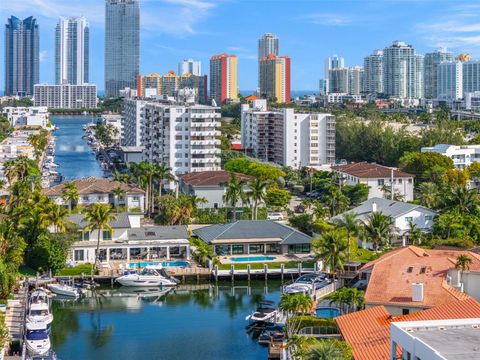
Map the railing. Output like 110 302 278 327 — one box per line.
298 326 340 337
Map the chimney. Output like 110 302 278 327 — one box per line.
412 283 424 302
372 201 377 213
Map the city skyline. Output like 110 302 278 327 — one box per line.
1 0 480 92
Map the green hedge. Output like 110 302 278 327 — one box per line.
57 264 94 276
293 315 338 331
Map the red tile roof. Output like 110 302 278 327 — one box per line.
332 162 414 178
231 143 242 151
336 298 480 360
361 246 480 309
244 95 260 101
41 177 144 196
179 171 252 186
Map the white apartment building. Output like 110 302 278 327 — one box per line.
121 98 146 147
142 102 221 177
2 106 49 128
178 59 201 76
363 50 383 95
465 91 480 111
437 61 463 100
462 61 480 94
34 83 97 109
102 114 122 142
424 47 454 99
321 93 363 104
328 67 363 96
422 144 480 169
241 99 335 168
332 162 415 201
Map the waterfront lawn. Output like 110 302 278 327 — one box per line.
217 260 315 271
58 264 94 276
352 248 382 264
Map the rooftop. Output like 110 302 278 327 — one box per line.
41 177 145 196
179 171 252 187
127 225 189 241
332 162 414 178
360 246 480 308
193 220 312 245
67 213 132 229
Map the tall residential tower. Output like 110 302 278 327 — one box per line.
423 48 453 99
4 16 39 96
324 55 344 94
209 53 238 105
259 54 291 103
258 33 279 87
178 59 201 76
105 0 140 98
55 17 89 85
363 50 383 95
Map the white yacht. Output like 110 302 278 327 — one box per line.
245 301 278 323
25 322 51 356
283 273 331 295
116 265 180 287
27 289 53 326
47 283 80 298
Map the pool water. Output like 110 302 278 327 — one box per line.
230 256 276 262
316 307 342 318
127 261 190 268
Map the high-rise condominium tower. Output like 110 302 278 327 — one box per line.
423 48 453 99
258 33 279 87
324 55 344 94
210 53 238 105
178 59 201 76
259 54 291 103
105 0 140 98
55 17 89 85
382 41 423 99
4 16 39 96
363 50 383 95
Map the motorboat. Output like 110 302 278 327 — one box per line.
47 283 81 298
283 273 331 295
25 322 51 356
245 300 278 323
258 324 284 345
27 289 53 326
116 264 180 287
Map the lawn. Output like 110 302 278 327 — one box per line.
19 265 37 276
57 264 94 276
217 260 315 271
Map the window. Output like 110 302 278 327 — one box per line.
102 230 112 240
288 244 311 254
402 309 410 315
133 196 139 201
82 196 89 201
377 179 385 185
407 266 413 273
74 249 84 261
266 244 280 254
420 267 427 274
398 179 402 184
82 231 90 241
232 245 244 254
425 215 433 221
405 217 413 223
249 244 264 254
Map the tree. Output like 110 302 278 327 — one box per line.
224 158 285 181
442 186 480 214
111 187 125 210
41 203 70 233
0 219 26 297
399 151 454 183
416 182 440 209
82 204 117 271
248 178 269 220
265 186 291 209
223 174 247 222
313 229 348 278
407 221 423 245
341 183 369 206
305 340 351 360
62 181 79 211
334 212 360 262
324 186 348 216
455 254 472 272
363 212 393 251
153 162 173 213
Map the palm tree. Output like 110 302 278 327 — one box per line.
305 340 346 360
82 204 117 271
223 174 247 222
41 203 70 233
153 163 173 207
312 229 348 278
443 186 480 214
111 187 125 211
62 181 79 211
334 212 360 262
248 178 269 220
416 182 440 209
112 171 133 184
363 212 394 251
407 221 422 245
188 194 208 210
324 186 349 216
455 254 472 272
313 201 330 220
3 160 17 184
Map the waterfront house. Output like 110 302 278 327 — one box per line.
42 177 145 212
357 245 480 315
335 298 480 360
2 106 49 128
65 213 190 263
193 220 313 255
421 143 480 169
332 197 436 248
178 170 252 209
332 162 415 201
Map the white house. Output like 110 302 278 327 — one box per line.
2 106 49 128
66 213 190 264
178 170 252 209
41 177 145 212
332 162 415 201
421 144 480 169
332 197 436 248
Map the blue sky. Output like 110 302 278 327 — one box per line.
1 0 480 91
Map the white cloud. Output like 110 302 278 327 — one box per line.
303 12 352 26
39 50 48 62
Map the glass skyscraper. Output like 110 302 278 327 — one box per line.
4 16 39 96
423 48 453 99
55 17 89 85
104 0 140 98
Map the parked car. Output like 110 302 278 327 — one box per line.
267 212 284 221
305 190 321 198
294 205 305 213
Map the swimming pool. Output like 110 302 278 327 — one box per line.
316 307 341 318
230 256 276 262
127 261 190 269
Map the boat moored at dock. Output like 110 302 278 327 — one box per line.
116 264 180 287
25 322 51 356
26 289 53 326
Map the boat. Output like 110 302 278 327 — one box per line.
47 283 81 298
116 264 180 287
27 289 53 326
283 273 331 295
25 322 51 356
245 300 278 323
258 324 284 345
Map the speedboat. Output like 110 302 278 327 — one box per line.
116 265 180 287
25 322 51 356
47 283 80 298
283 273 331 295
245 300 278 323
258 324 284 344
27 289 53 326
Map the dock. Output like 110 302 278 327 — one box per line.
4 282 27 357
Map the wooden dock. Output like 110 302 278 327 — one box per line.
4 283 27 357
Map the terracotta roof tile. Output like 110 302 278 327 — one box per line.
41 177 145 196
179 171 252 186
332 162 414 178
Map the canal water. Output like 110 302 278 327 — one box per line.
51 115 104 180
51 281 282 360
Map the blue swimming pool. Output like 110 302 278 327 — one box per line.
316 307 341 318
127 261 190 269
230 256 276 262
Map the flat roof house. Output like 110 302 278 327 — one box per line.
332 162 415 201
193 220 313 256
66 213 190 264
42 177 145 212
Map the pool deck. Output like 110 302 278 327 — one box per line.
218 254 315 265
